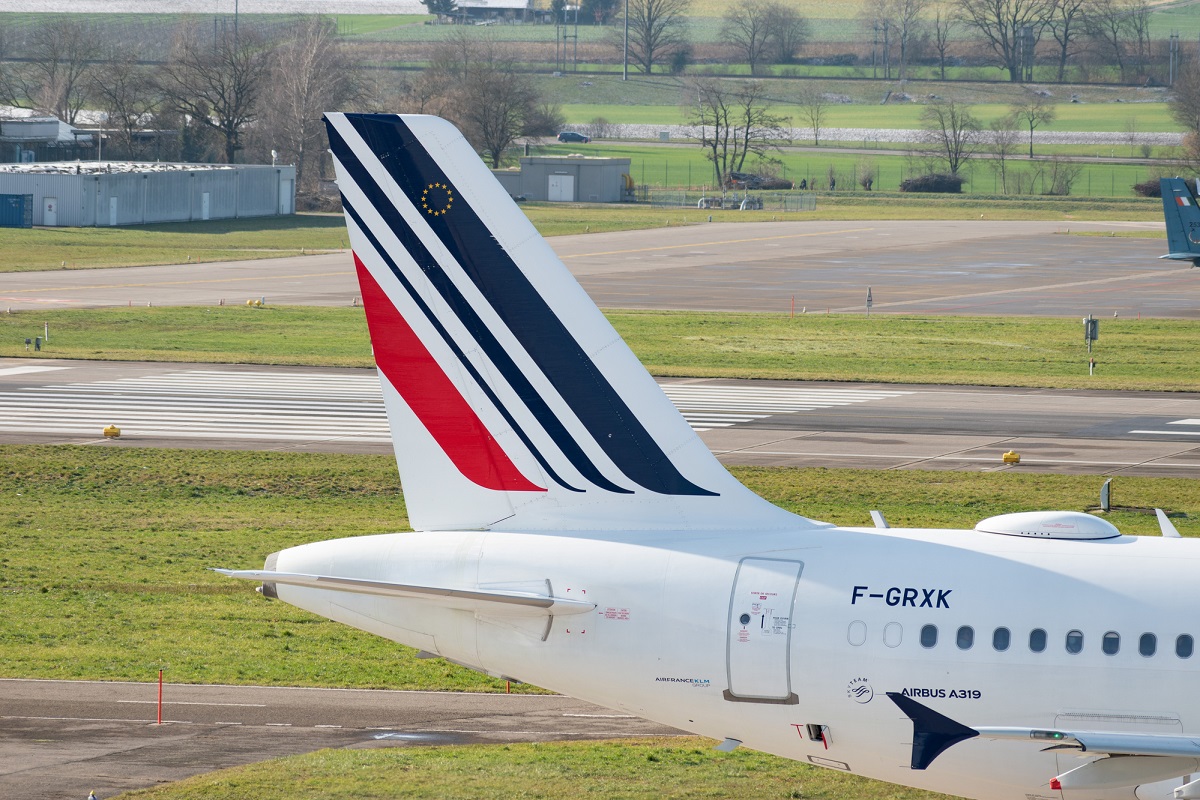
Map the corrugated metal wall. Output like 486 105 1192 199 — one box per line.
0 165 295 226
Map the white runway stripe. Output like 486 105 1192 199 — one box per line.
1131 419 1200 437
0 371 911 441
663 384 910 429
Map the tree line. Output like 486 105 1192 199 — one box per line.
417 0 1161 84
0 16 568 195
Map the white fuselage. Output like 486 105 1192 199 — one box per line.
269 526 1200 800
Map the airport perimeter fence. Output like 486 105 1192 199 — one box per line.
649 191 818 212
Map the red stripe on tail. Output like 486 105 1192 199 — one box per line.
354 253 545 493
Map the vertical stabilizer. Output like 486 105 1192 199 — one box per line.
1160 177 1200 266
325 113 815 534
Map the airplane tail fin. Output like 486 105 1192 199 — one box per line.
1160 177 1200 266
324 113 814 534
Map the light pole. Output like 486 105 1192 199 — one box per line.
622 0 628 80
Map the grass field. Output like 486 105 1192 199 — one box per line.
2 444 1194 691
0 214 349 273
1 307 1193 391
555 97 1181 133
542 141 1167 196
114 737 958 800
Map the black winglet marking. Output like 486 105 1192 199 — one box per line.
887 692 979 770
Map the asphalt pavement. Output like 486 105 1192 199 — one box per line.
0 219 1186 316
0 679 679 800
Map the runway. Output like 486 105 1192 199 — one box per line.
0 219 1188 317
0 679 680 800
4 358 1200 477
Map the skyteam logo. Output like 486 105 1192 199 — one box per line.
846 677 873 704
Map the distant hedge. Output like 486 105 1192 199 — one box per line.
899 174 966 193
1132 178 1161 198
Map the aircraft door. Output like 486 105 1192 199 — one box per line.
725 557 802 704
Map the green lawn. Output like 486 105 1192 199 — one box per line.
542 141 1166 196
560 100 1181 133
0 214 349 272
114 738 956 800
2 445 1193 691
1 307 1191 392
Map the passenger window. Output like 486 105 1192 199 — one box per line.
993 627 1010 651
1139 633 1157 657
1102 632 1120 655
1066 630 1084 654
956 626 974 650
1029 628 1047 653
847 620 867 647
920 624 938 648
1178 635 1194 659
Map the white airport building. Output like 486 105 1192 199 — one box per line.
0 161 296 227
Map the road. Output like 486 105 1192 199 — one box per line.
0 219 1188 317
0 679 679 800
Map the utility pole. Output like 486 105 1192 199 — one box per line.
622 0 629 80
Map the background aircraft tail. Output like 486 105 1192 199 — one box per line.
324 113 814 534
1160 177 1200 265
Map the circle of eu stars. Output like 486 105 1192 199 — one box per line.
421 182 453 216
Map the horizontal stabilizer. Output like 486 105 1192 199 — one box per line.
212 568 595 616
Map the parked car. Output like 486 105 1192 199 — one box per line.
557 131 591 143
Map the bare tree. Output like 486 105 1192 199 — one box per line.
987 117 1021 193
260 17 364 193
616 0 691 74
1125 0 1152 78
932 8 956 81
454 65 539 168
20 16 101 123
687 78 789 189
1085 0 1131 80
157 22 274 163
425 36 543 168
920 99 981 175
1043 0 1088 82
891 0 929 80
861 1 894 79
798 87 828 146
1170 63 1200 135
1010 94 1055 157
953 0 1052 81
582 0 619 25
1043 155 1083 195
721 0 774 75
721 0 807 74
89 48 161 159
763 3 808 65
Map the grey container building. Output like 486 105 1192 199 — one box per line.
492 155 633 203
0 162 296 227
